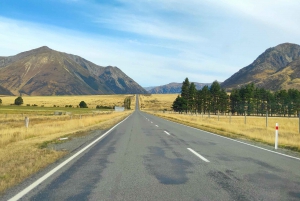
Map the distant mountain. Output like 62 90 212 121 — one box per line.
148 82 212 94
0 46 148 95
221 43 300 91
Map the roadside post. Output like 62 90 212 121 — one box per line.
25 117 29 128
266 111 268 127
275 123 278 149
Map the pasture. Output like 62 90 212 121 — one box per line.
139 94 300 152
0 95 135 194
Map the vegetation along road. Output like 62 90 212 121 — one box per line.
3 96 300 201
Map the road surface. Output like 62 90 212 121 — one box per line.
5 96 300 201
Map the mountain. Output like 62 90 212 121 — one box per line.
0 46 148 95
0 84 13 95
148 82 212 94
221 43 300 91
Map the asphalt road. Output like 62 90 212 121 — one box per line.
5 97 300 201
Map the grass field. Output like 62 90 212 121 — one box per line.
139 94 300 152
139 94 178 111
0 95 135 194
0 94 135 109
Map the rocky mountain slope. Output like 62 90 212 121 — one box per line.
221 43 300 91
0 46 148 95
148 82 212 94
0 84 13 95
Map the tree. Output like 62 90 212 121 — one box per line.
124 97 131 109
172 95 187 113
14 96 23 105
210 81 221 114
79 101 88 108
188 83 197 113
181 78 190 113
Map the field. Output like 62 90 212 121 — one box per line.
139 94 178 111
0 94 134 109
139 94 300 151
0 95 135 194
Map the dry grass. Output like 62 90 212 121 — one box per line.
139 94 178 111
0 94 135 108
148 111 300 151
0 94 135 194
139 94 300 151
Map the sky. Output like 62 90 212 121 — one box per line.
0 0 300 87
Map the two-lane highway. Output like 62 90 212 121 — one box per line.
5 96 300 201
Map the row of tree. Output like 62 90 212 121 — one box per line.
172 78 300 117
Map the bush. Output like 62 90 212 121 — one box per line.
69 105 72 108
79 101 88 108
0 98 2 105
14 96 23 105
26 104 30 106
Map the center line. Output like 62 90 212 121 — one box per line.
164 131 170 135
187 148 210 163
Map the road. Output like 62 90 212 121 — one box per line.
5 96 300 201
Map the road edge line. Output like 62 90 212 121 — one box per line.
8 114 132 201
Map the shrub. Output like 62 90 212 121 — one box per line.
26 104 30 106
0 98 2 104
14 96 23 105
69 105 72 108
79 101 88 108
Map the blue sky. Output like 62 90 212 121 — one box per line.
0 0 300 87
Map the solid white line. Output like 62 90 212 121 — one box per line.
145 112 300 162
164 131 170 136
187 148 210 162
8 114 132 201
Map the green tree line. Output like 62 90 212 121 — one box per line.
172 78 300 117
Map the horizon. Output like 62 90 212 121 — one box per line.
0 1 299 87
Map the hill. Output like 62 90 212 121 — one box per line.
0 46 148 95
221 43 300 91
0 84 13 95
148 82 212 94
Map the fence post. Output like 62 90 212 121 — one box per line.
25 117 29 128
244 112 246 124
230 112 231 124
299 113 300 133
275 123 278 149
266 111 268 127
218 111 219 121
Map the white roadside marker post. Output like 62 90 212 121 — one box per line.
275 123 278 149
25 117 29 129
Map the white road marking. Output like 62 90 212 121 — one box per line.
151 122 153 123
164 131 170 135
187 148 210 162
155 125 158 127
8 114 132 201
146 112 300 162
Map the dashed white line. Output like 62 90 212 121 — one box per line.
164 131 170 135
187 148 210 163
155 125 159 127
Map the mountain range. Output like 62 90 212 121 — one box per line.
221 43 300 91
147 82 212 94
0 46 147 95
1 43 300 96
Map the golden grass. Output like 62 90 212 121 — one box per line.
0 94 135 194
139 94 178 111
0 94 135 108
148 111 300 151
139 94 300 151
